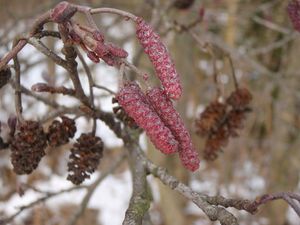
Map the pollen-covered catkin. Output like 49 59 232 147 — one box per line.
116 82 178 154
136 18 182 100
147 87 200 171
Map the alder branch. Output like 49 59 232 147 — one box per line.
137 150 238 225
123 139 151 225
204 192 300 217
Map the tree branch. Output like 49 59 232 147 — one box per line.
123 139 152 225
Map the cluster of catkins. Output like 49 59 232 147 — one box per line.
50 1 128 66
195 88 252 160
288 0 300 32
3 116 103 185
115 17 200 171
116 83 200 171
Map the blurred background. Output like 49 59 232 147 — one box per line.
0 0 299 224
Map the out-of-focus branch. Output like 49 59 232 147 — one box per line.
0 185 86 225
10 80 60 108
249 32 298 56
31 83 76 96
252 15 290 34
27 37 67 69
0 11 51 70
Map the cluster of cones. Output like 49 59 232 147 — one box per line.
1 116 103 185
195 88 252 160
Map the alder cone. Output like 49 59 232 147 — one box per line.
195 101 227 136
147 87 200 171
11 121 47 174
47 116 76 147
116 82 178 154
136 18 182 100
227 88 252 109
0 67 11 89
204 131 228 160
67 133 103 185
288 0 300 32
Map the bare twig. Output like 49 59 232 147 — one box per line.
0 186 86 225
93 84 116 95
0 11 51 70
76 48 97 134
27 37 68 69
12 49 24 123
227 54 239 90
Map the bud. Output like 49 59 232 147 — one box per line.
31 83 50 92
101 53 118 66
87 51 100 63
94 42 110 58
50 1 77 23
107 43 128 58
92 30 105 42
69 30 82 43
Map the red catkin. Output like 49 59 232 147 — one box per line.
87 51 100 63
116 82 178 154
136 18 182 100
288 0 300 32
106 43 128 58
147 87 200 171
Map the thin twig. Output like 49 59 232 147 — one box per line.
27 37 68 69
93 84 116 95
0 186 86 225
76 48 97 135
0 11 51 70
12 45 24 123
227 54 239 90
